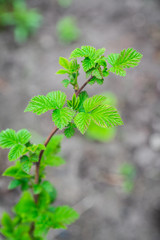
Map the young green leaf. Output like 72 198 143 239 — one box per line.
70 46 97 59
53 206 79 227
62 79 70 88
107 48 143 76
92 68 103 79
1 212 13 233
70 48 85 58
64 123 76 138
33 184 42 194
83 95 107 112
3 162 32 179
17 129 31 144
74 112 91 134
27 144 45 153
24 95 53 115
8 179 21 190
70 59 80 72
46 91 66 109
0 129 18 148
59 57 70 69
82 57 95 72
94 77 104 85
56 69 70 75
44 155 66 167
25 91 67 115
41 181 54 193
95 58 107 67
8 144 26 161
81 46 96 58
78 91 89 112
91 105 124 128
52 107 75 129
94 48 106 59
20 155 32 174
13 191 38 221
67 94 80 110
37 190 51 210
42 134 63 164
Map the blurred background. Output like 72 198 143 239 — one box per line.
0 0 160 239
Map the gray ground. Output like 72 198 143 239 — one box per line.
0 0 160 239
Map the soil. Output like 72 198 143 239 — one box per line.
0 0 160 239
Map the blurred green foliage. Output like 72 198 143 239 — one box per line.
86 92 118 142
56 16 80 44
57 0 73 8
119 163 136 193
0 0 42 43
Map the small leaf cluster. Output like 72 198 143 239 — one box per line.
0 0 42 43
0 130 79 239
0 45 142 240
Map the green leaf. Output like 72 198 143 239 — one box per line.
70 48 85 58
42 134 63 157
82 57 95 72
88 77 96 85
74 112 91 134
70 46 97 59
3 162 32 179
8 179 21 190
78 91 89 112
24 95 53 115
46 91 66 109
17 129 31 144
94 77 104 85
109 66 126 77
83 95 107 112
102 68 109 77
56 69 70 74
34 212 51 237
37 190 51 210
81 46 96 58
27 144 45 153
1 212 13 237
70 59 80 72
94 48 106 59
8 144 25 161
91 105 124 128
41 181 54 193
107 53 119 66
107 48 143 76
86 68 94 78
64 123 76 138
21 179 30 191
52 107 75 130
53 206 79 227
14 192 38 221
95 58 107 67
25 91 67 115
20 155 32 174
0 129 18 148
92 68 103 79
59 57 70 69
67 94 80 110
33 184 42 194
62 79 70 88
1 212 13 231
44 156 66 167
